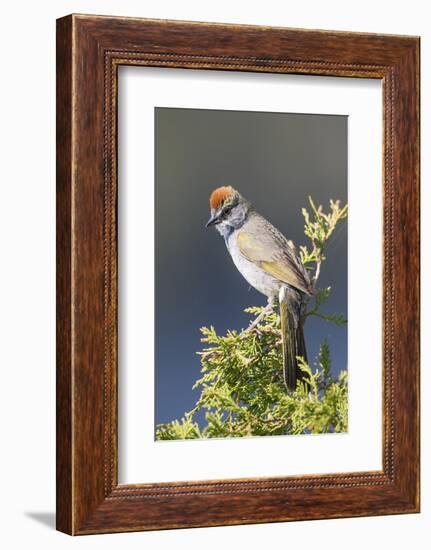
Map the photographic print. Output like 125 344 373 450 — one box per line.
155 107 348 440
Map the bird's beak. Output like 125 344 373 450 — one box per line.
205 214 220 228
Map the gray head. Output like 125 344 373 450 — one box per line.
206 186 252 239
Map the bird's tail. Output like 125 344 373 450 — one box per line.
279 298 308 391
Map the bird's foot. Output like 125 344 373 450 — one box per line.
240 301 274 338
239 322 259 339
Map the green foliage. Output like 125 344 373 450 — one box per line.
156 197 348 440
300 197 348 286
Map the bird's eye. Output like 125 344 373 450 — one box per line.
223 206 232 216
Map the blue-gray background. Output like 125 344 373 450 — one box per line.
155 107 347 429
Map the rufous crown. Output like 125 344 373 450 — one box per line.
209 186 235 210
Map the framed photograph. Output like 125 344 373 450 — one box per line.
56 14 420 535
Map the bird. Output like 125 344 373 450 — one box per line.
206 185 314 391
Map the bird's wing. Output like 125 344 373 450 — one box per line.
237 221 312 295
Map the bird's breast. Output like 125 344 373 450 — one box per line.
227 230 281 298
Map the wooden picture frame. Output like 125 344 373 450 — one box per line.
56 14 420 535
